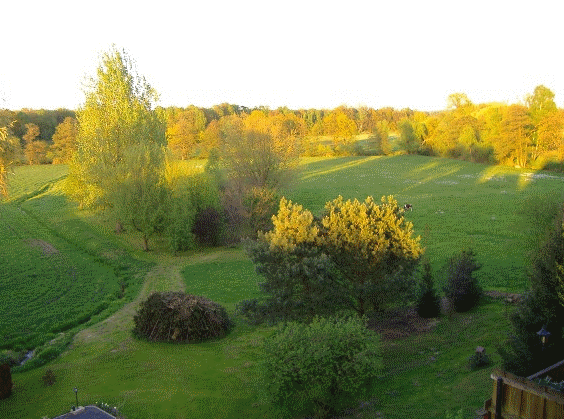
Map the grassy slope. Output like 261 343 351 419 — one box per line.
3 156 564 419
0 165 150 356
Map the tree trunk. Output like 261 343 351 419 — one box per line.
142 235 149 252
358 296 365 317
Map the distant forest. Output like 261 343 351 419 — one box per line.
2 85 563 170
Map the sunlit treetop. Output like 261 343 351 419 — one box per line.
262 197 319 252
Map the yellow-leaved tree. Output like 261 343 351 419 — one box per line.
241 195 423 323
320 195 423 315
0 123 19 198
65 46 167 251
66 46 165 209
262 197 319 252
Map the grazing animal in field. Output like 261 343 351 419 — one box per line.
404 204 413 211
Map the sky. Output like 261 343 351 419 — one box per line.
1 0 562 112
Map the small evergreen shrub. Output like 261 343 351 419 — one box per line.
443 249 482 312
416 259 441 318
262 315 382 418
133 292 233 343
241 239 352 324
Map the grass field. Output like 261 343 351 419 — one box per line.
2 155 563 419
1 165 150 364
287 155 564 292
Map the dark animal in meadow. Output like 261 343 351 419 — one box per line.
404 204 413 211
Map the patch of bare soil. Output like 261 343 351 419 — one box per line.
24 238 59 255
484 290 522 304
368 307 439 341
368 291 523 342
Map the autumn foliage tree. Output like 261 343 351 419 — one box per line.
50 116 78 163
320 195 423 315
66 46 165 210
0 123 19 198
498 105 532 167
322 108 357 151
166 106 206 159
219 111 300 239
22 122 49 164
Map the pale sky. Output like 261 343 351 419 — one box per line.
1 0 562 112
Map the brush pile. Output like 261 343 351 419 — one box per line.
133 292 233 343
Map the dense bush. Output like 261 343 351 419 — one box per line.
262 315 382 418
165 170 221 252
416 259 441 318
442 249 482 312
192 206 223 246
133 292 233 343
240 239 352 324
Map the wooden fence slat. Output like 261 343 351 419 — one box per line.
490 368 564 419
506 386 522 416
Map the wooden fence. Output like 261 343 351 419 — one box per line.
481 368 564 419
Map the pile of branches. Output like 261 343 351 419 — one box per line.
133 292 233 343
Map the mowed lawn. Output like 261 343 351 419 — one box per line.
3 155 564 419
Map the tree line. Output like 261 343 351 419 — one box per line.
3 86 563 171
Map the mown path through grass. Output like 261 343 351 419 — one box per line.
73 248 247 345
73 257 186 346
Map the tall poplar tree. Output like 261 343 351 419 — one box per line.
67 46 165 209
66 47 167 250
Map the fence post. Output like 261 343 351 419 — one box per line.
495 377 503 419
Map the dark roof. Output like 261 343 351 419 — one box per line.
53 406 116 419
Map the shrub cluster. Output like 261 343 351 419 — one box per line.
262 315 382 418
500 207 564 376
133 292 233 343
240 196 422 324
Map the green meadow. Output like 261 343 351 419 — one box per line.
2 155 563 419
